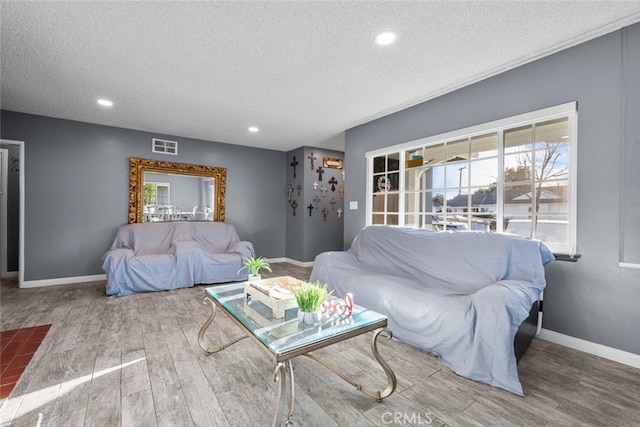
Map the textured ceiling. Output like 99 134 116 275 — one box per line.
2 1 640 152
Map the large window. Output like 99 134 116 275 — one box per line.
367 103 577 254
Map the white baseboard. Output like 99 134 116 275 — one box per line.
281 258 314 268
619 262 640 270
267 257 314 268
21 274 106 288
15 259 311 289
538 328 640 370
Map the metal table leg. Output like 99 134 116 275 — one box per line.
272 360 295 426
198 296 248 355
303 327 397 401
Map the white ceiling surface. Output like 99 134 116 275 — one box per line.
2 2 640 152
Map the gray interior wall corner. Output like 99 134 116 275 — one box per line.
344 24 640 356
285 146 344 263
0 110 286 281
302 146 344 262
285 147 304 260
621 24 640 264
343 133 368 250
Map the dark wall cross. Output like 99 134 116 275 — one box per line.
316 166 324 181
290 156 299 178
321 207 329 222
328 176 338 192
307 204 314 216
308 152 317 170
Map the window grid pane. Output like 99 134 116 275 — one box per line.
367 105 574 252
370 152 401 226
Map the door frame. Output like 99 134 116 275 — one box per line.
0 139 24 286
0 148 7 276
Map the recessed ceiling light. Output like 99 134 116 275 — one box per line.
248 126 259 132
97 99 113 107
375 31 396 46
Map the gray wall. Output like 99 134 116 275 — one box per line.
0 110 287 281
622 25 640 265
285 146 344 262
344 24 640 356
285 148 304 260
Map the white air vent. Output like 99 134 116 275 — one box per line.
152 138 178 155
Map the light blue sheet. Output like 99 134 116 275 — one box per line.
310 226 553 395
102 221 254 296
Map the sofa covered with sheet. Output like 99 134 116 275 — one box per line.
102 221 254 296
310 225 554 395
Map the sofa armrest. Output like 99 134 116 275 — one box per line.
471 280 542 327
227 240 255 259
101 248 135 283
102 247 134 263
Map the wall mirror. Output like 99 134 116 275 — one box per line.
128 157 226 223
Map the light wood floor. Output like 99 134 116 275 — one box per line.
1 263 639 427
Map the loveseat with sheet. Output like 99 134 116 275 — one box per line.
102 221 254 296
309 225 554 395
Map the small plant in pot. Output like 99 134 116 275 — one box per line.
294 281 331 324
239 256 272 281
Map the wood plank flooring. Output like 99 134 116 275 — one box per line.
1 263 639 426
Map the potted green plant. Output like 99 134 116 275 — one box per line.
239 256 272 281
293 281 331 324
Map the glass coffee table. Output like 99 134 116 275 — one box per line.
198 282 397 426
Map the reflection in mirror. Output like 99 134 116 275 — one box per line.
128 157 226 224
143 173 215 222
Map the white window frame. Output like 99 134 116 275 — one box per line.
366 102 578 255
152 138 178 155
144 181 171 206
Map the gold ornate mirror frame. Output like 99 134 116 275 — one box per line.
128 157 226 224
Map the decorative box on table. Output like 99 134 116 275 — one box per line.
243 276 303 318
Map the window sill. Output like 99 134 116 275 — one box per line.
553 253 581 262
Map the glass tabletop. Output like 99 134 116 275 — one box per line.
205 283 387 359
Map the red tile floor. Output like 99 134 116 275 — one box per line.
0 324 51 399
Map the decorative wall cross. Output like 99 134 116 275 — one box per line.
296 183 302 196
307 203 314 216
290 156 299 178
338 184 344 199
313 195 321 209
287 184 293 202
308 152 317 170
329 197 336 211
320 184 328 197
321 207 329 222
10 157 20 172
316 166 325 181
341 169 345 181
291 199 298 216
328 176 338 192
337 208 343 219
312 181 319 190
